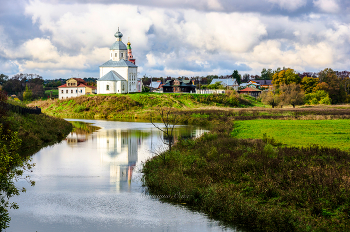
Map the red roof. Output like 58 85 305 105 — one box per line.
58 83 96 89
238 87 261 92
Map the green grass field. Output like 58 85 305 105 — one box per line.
233 119 350 150
44 89 58 96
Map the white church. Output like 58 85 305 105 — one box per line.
97 29 141 94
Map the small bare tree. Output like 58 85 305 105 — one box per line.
150 107 180 152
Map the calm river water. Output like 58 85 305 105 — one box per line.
7 119 238 232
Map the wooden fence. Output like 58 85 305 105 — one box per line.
0 102 41 115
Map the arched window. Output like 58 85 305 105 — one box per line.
106 85 109 90
121 53 123 58
115 53 117 57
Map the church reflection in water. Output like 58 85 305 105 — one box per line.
65 121 208 192
97 130 141 191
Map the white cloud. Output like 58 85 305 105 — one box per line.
313 0 340 13
1 0 350 78
267 0 307 11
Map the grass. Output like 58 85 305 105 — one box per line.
233 119 350 151
142 122 350 231
1 110 72 156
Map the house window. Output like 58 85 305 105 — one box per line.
106 85 109 90
80 89 82 93
122 84 124 91
111 53 112 58
61 90 63 93
66 90 68 93
76 90 77 93
121 53 123 58
71 90 73 93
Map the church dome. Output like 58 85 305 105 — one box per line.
114 28 123 39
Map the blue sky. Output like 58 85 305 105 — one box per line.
1 0 350 79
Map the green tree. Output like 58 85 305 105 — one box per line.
232 70 241 85
301 76 319 94
272 68 301 87
0 127 35 230
304 90 331 105
22 85 32 102
279 84 305 108
261 68 273 80
0 74 8 86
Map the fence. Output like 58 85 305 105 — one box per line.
0 102 41 115
195 89 226 94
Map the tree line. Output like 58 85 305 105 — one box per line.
261 68 350 107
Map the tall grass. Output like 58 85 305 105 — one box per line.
142 123 350 231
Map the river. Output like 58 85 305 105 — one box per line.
7 119 238 232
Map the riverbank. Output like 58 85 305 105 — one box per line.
1 110 72 155
142 121 350 231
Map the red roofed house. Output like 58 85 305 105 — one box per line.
238 87 262 98
58 78 96 99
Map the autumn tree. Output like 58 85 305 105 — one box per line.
272 68 301 88
260 91 281 108
279 84 305 108
301 76 319 94
316 68 346 104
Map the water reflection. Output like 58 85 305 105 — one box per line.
8 120 237 232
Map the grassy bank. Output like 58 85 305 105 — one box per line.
233 119 350 151
1 111 72 155
142 123 350 231
28 92 253 120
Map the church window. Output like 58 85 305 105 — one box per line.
111 53 112 58
115 53 117 57
122 84 124 91
121 53 123 58
107 85 109 90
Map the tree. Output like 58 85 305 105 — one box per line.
301 76 319 94
272 68 301 88
304 90 331 105
316 68 346 104
232 70 241 85
0 74 8 86
261 68 273 80
0 127 35 230
260 91 281 108
150 108 180 155
242 74 250 83
22 85 32 102
279 84 305 108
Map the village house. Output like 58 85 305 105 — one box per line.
238 87 262 98
58 78 96 99
162 79 196 93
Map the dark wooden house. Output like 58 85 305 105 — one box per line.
162 79 196 93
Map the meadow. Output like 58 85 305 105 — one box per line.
233 119 350 151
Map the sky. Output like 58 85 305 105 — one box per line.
1 0 350 79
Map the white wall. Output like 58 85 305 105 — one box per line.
58 87 86 99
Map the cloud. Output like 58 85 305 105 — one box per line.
313 0 340 13
1 0 350 79
267 0 307 11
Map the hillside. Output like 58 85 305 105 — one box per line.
28 92 257 120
